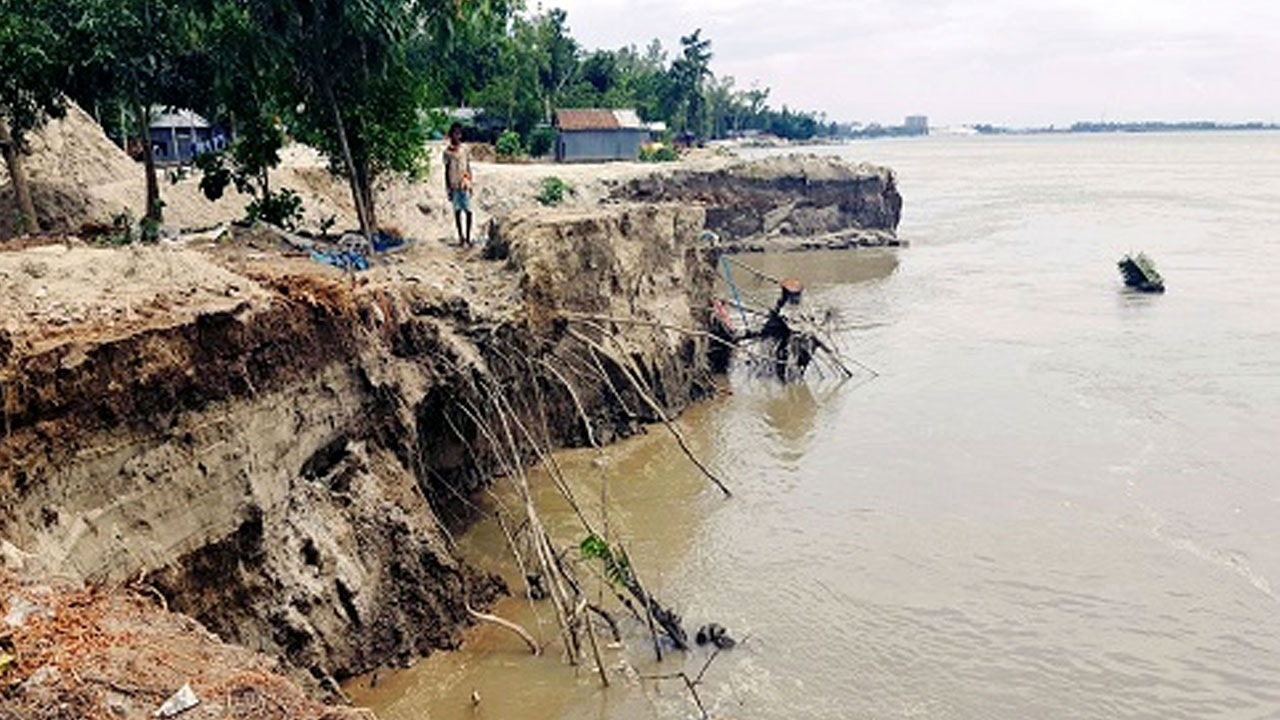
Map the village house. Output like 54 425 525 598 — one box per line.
148 108 226 165
554 108 650 162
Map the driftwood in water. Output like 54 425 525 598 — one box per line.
567 326 733 497
465 601 540 655
642 647 726 720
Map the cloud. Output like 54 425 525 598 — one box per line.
549 0 1280 125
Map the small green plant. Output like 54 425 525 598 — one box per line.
639 144 678 163
97 211 136 245
536 176 573 206
527 126 556 158
580 534 635 588
246 188 304 230
319 214 337 238
6 207 28 238
496 129 523 158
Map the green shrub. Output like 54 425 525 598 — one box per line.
98 211 137 246
639 144 678 163
496 129 523 158
536 176 573 206
528 126 556 158
247 188 304 230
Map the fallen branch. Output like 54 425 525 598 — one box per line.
568 327 732 497
465 601 540 656
641 647 725 720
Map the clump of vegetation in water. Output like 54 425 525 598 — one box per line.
536 176 573 206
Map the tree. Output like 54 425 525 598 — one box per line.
67 0 202 225
189 0 289 205
536 8 578 120
245 0 467 239
0 0 69 235
668 29 712 139
417 0 514 108
471 12 545 139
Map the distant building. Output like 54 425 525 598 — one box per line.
554 109 649 162
904 115 929 135
149 108 225 165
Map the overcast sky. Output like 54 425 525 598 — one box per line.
545 0 1280 127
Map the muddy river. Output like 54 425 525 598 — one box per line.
350 132 1280 719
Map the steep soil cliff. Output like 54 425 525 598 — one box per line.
614 154 903 250
0 203 714 696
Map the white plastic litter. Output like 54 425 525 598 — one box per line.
155 683 200 717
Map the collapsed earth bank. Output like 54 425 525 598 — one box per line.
0 155 900 717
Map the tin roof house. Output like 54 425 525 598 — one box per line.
554 109 649 163
148 108 228 165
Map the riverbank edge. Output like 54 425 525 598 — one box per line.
0 154 900 718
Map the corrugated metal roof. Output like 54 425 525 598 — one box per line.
556 109 620 131
555 108 648 131
149 107 210 129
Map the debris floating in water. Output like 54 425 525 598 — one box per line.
1118 252 1165 293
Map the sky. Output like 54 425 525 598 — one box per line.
544 0 1280 127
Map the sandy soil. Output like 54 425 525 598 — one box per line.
0 569 363 720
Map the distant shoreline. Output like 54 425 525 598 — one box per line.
972 121 1280 136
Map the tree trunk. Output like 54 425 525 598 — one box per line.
356 160 376 232
322 79 372 241
0 116 39 236
136 102 162 222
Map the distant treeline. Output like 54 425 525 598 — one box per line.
974 121 1280 135
0 0 843 239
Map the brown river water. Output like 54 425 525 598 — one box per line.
350 132 1280 719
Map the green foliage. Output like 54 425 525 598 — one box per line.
536 176 572 206
246 188 303 230
527 126 555 158
97 211 138 246
95 209 160 245
0 0 69 139
668 29 713 138
194 151 233 201
639 144 677 163
425 108 452 139
579 534 634 588
495 129 523 158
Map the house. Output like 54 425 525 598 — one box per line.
148 108 226 165
554 109 649 162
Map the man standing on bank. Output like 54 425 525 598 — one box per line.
443 122 473 247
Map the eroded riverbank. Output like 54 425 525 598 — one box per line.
1 148 901 717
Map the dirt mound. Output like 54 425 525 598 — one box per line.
0 102 138 190
0 569 366 719
0 102 142 236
